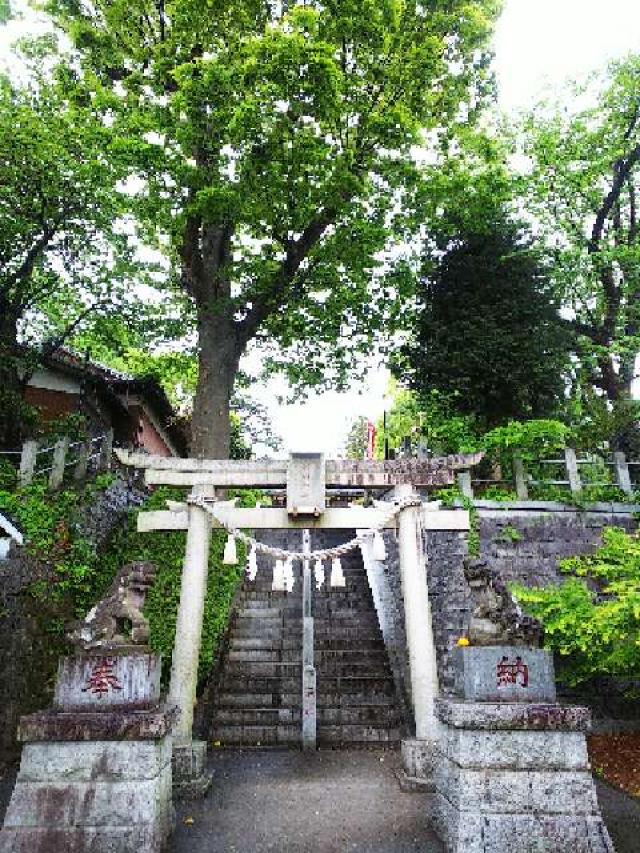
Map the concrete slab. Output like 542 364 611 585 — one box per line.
171 749 443 852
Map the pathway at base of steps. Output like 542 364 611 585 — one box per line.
171 749 443 853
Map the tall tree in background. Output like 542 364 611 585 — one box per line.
0 70 138 450
394 220 569 426
344 415 369 460
521 56 640 445
48 0 502 458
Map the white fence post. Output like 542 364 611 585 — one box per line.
613 451 633 496
74 441 90 482
18 440 38 487
457 471 474 499
564 448 581 495
49 438 69 490
512 455 529 501
99 429 114 471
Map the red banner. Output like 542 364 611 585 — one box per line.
366 421 377 459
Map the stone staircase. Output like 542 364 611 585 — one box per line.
206 531 402 749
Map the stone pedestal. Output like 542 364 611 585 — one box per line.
0 654 175 853
172 739 211 799
433 645 614 853
397 737 438 792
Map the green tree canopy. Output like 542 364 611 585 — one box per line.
47 0 503 457
393 219 570 426
519 55 640 446
0 68 144 449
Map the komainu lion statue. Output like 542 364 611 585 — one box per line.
68 561 157 652
464 557 542 647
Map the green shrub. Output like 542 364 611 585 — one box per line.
513 527 640 684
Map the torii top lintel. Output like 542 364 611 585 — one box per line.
115 449 483 489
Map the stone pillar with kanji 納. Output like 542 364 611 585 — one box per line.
0 562 176 853
432 558 614 853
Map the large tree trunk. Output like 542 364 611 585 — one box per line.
0 307 28 452
190 311 241 459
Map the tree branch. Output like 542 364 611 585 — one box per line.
589 142 640 253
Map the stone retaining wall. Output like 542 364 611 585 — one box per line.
373 503 639 728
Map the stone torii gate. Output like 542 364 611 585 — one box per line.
117 450 476 788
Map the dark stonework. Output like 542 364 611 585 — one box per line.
378 505 639 728
18 706 177 742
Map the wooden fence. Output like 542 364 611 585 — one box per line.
457 448 639 501
0 430 114 490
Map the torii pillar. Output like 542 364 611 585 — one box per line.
168 484 214 798
396 484 441 790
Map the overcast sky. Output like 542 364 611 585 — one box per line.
3 1 640 455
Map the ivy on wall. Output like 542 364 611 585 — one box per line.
0 478 253 688
0 475 116 615
101 487 257 685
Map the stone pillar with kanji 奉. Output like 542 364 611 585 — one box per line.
0 561 176 853
432 558 614 853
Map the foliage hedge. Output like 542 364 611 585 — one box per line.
513 527 640 685
101 486 248 685
0 478 250 688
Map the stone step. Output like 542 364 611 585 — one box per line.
227 649 302 662
316 676 395 694
224 651 388 669
222 661 302 677
214 693 302 708
316 694 397 708
315 662 392 677
317 725 401 745
237 608 286 618
210 725 300 746
229 637 386 652
318 707 400 726
211 707 301 725
221 676 302 693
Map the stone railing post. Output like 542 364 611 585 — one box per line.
73 441 90 482
512 454 529 501
301 528 316 751
457 471 474 499
99 429 114 471
613 451 633 496
18 440 38 487
49 438 69 490
564 447 581 495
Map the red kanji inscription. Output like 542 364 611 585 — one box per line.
496 655 529 688
82 657 123 698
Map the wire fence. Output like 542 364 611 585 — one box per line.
458 448 639 502
2 430 115 490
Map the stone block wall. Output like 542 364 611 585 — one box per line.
374 504 639 727
476 505 637 589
